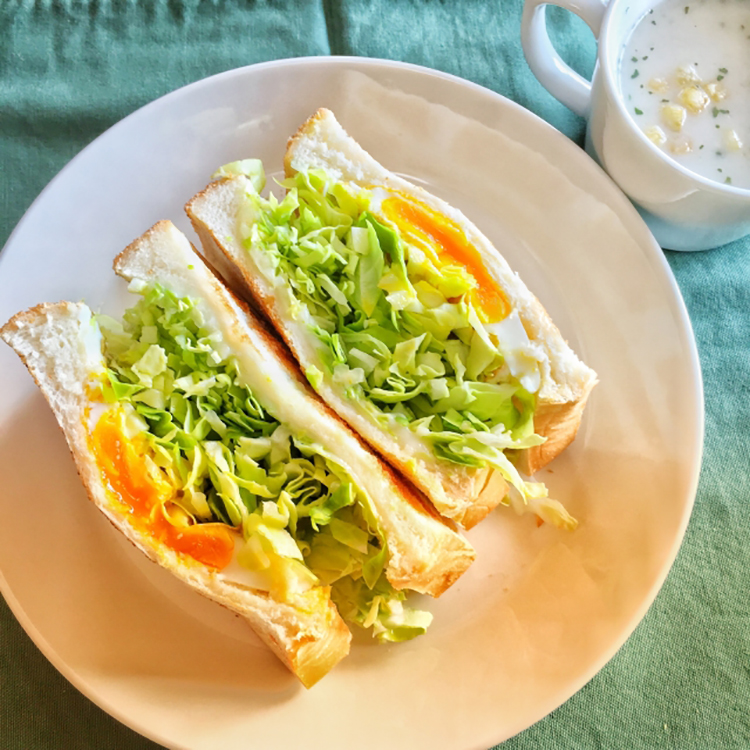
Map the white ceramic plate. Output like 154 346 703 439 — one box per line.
0 58 703 749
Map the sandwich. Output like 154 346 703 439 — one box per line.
186 108 598 530
0 220 475 688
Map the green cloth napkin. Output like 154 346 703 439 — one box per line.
1 1 748 748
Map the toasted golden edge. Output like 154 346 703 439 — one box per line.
283 107 331 177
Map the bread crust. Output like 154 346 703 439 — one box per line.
283 107 330 178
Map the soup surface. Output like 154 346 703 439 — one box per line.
620 0 750 189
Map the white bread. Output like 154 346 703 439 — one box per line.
186 109 597 528
1 220 475 687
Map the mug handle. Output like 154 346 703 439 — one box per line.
521 0 608 118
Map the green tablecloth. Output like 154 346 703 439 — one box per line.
1 2 748 748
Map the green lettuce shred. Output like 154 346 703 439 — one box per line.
98 282 431 640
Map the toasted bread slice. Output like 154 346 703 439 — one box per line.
186 109 597 528
1 220 474 687
1 300 349 687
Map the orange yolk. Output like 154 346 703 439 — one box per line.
381 194 510 322
90 411 235 570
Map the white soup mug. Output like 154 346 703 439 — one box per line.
521 0 750 251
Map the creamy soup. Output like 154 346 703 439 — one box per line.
620 0 750 189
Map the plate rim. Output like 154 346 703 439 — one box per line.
0 55 705 749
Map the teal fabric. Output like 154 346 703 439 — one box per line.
1 1 748 748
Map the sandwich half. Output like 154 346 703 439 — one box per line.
1 220 474 687
186 108 598 530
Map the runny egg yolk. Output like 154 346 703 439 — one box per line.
380 194 510 323
90 411 235 570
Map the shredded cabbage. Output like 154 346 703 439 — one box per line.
232 165 575 529
98 282 431 640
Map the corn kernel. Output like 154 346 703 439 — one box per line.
705 82 727 102
648 77 669 93
678 86 710 114
645 125 667 146
661 104 687 132
676 65 702 85
669 137 693 155
724 129 743 151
